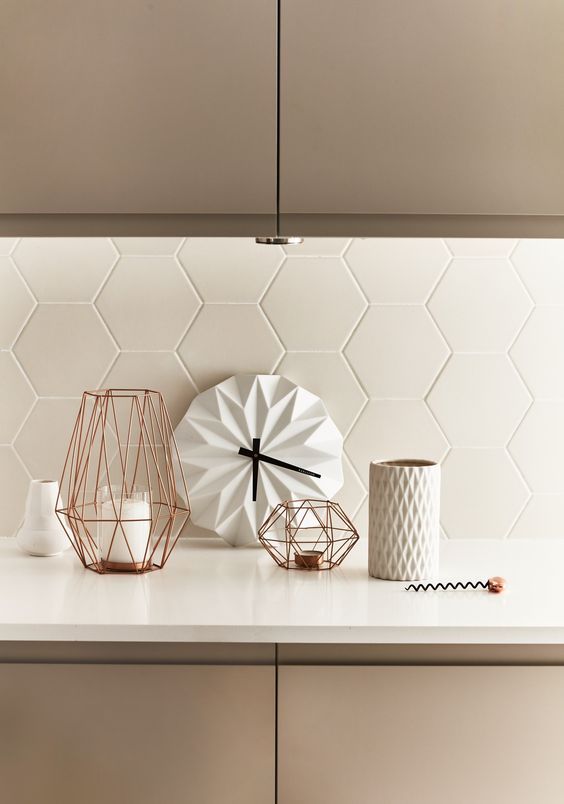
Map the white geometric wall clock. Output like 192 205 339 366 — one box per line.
175 374 343 546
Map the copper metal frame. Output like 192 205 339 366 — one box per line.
258 499 359 571
56 389 190 574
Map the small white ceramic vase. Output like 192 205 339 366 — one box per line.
368 459 440 581
16 480 70 556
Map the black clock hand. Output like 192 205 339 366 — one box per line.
251 438 260 502
238 447 321 479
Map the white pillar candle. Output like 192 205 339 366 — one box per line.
99 498 151 564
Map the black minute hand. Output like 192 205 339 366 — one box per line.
238 447 321 479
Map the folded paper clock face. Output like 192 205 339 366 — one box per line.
175 374 343 546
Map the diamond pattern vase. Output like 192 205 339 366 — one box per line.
368 459 440 581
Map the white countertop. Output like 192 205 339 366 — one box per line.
0 537 561 644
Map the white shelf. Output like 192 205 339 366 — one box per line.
0 537 560 643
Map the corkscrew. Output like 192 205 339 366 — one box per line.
405 577 506 594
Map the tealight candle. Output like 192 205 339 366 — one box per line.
294 550 324 569
99 497 151 567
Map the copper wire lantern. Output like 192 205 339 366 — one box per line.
258 499 359 570
56 389 190 574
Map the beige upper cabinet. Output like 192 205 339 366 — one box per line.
2 0 563 236
280 0 564 235
0 0 276 229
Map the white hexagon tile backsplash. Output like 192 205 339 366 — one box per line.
2 235 564 540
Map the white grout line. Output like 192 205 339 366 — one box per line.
424 252 452 305
257 251 286 306
9 394 38 448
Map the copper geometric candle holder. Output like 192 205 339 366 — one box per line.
258 499 359 570
56 389 190 574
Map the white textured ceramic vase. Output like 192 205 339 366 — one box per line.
16 480 70 556
368 460 440 581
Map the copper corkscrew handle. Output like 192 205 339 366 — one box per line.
405 577 506 594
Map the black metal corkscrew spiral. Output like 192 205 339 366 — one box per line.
405 577 506 594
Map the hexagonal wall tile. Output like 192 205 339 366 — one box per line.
277 352 366 436
178 238 284 302
509 401 564 492
178 305 283 391
0 257 35 349
112 238 184 255
445 239 516 257
428 259 532 352
345 238 449 303
510 495 564 539
283 239 350 256
511 239 564 303
14 305 117 396
0 353 35 444
427 354 530 447
14 398 80 481
346 400 449 484
332 454 366 521
103 352 197 428
0 447 29 537
441 449 528 539
261 257 366 350
510 308 564 398
12 238 117 302
345 306 449 398
96 257 200 349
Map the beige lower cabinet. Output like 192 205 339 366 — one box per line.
279 665 564 804
0 664 274 804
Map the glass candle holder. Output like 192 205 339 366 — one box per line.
96 485 151 570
